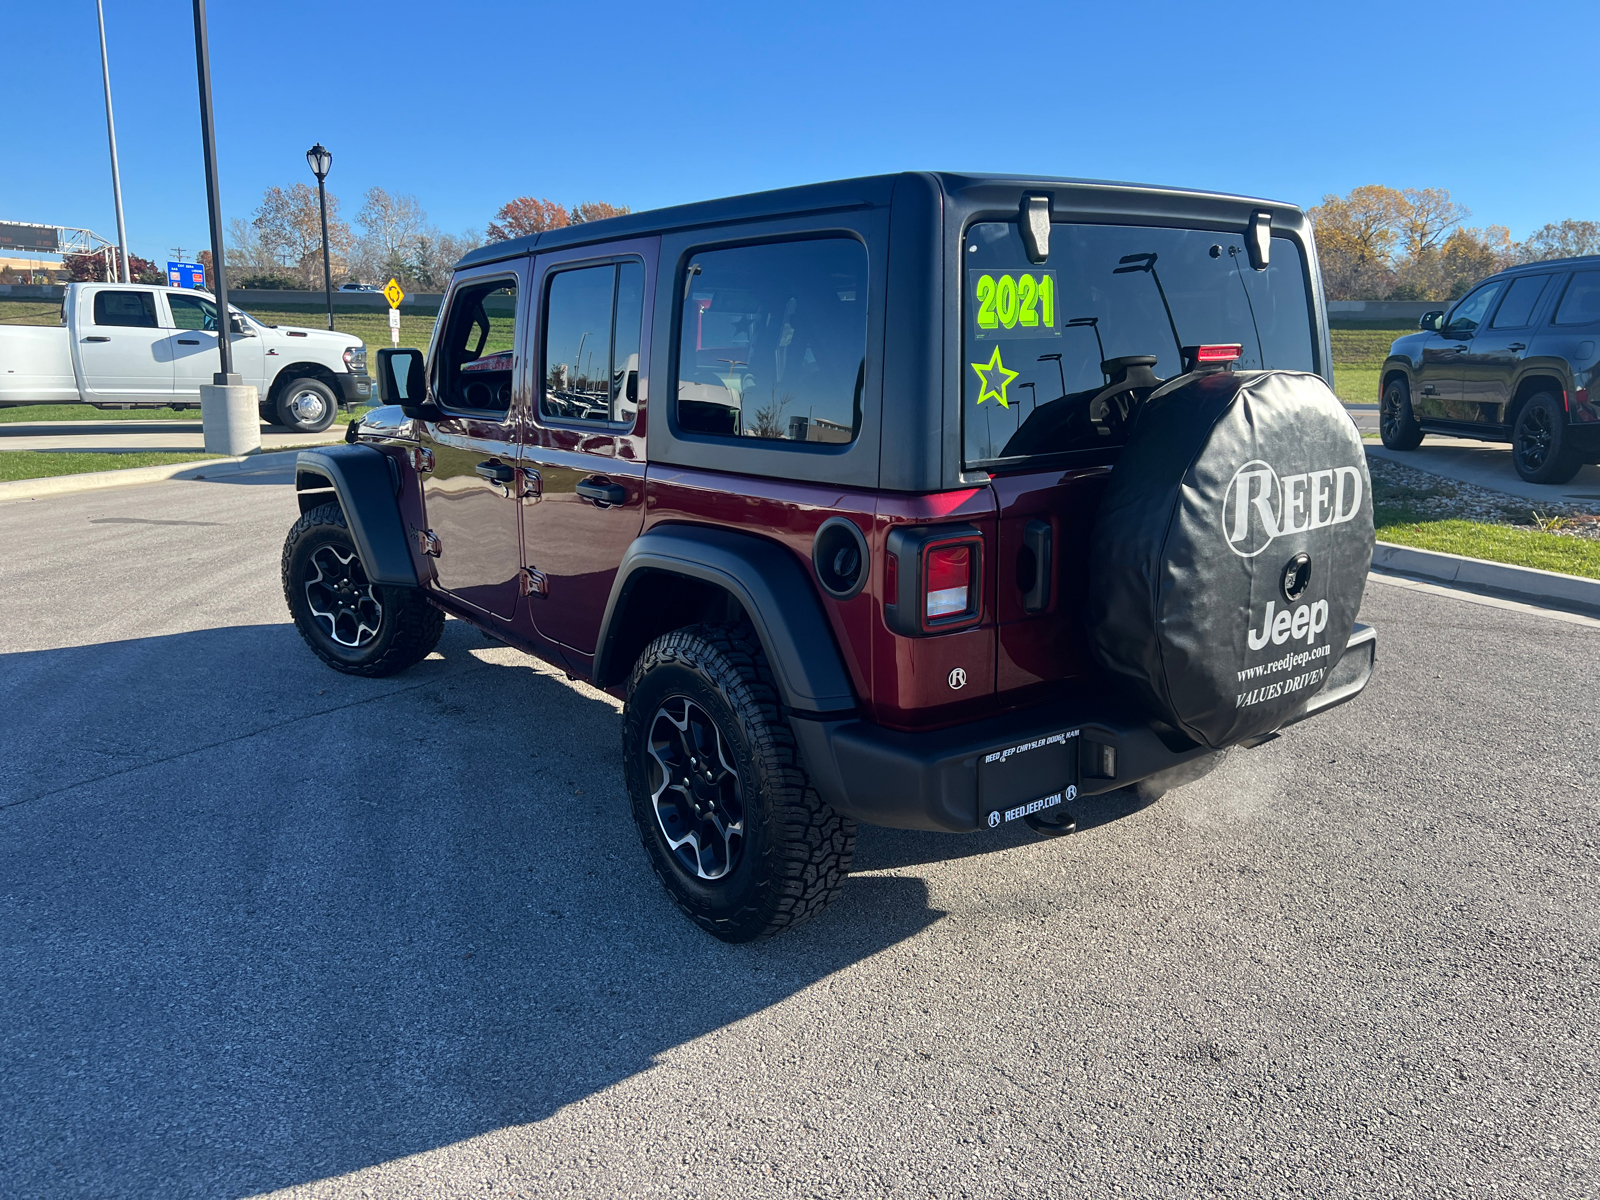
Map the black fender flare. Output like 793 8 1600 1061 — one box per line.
294 445 418 587
593 525 856 715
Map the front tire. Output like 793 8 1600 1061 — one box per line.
1380 378 1424 450
282 502 444 676
1513 392 1583 484
622 625 855 942
274 377 338 433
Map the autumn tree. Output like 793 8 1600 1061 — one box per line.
1307 186 1406 300
63 251 163 284
1398 187 1470 258
486 196 569 241
571 201 632 224
1521 219 1600 261
251 183 352 289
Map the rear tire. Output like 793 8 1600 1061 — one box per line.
1513 392 1583 484
274 377 338 433
622 624 855 942
282 502 444 676
1379 378 1424 450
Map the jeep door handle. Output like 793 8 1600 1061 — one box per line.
575 477 626 506
1508 342 1526 351
475 460 515 483
1449 345 1467 352
83 336 110 343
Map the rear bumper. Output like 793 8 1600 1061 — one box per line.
792 623 1377 833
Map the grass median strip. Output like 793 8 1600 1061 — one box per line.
0 450 219 483
1377 518 1600 579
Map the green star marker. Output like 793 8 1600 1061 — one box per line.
970 345 1020 408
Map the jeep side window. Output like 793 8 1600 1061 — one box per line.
92 290 158 328
675 238 867 444
1552 270 1600 326
437 279 517 413
541 260 644 425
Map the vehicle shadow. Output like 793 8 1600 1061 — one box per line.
0 622 941 1198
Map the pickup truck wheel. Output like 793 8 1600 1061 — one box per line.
622 624 855 942
1379 378 1424 450
275 377 338 433
281 502 443 676
1512 392 1583 484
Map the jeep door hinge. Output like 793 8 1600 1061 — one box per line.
416 528 442 557
521 566 549 597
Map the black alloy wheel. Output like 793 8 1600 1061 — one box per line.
1512 392 1583 485
1380 378 1423 451
646 696 745 880
622 624 855 942
281 502 444 676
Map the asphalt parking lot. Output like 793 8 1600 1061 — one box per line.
2 469 1597 1199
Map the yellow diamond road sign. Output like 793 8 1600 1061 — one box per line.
382 278 405 308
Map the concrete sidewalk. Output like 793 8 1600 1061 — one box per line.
1367 434 1600 506
0 421 340 454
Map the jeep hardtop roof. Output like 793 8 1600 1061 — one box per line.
456 171 1306 270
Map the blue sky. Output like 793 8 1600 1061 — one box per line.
5 0 1597 265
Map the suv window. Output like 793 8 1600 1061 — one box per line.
93 290 158 328
962 222 1314 466
168 294 218 331
1443 282 1502 337
1489 275 1551 329
436 278 518 413
676 238 866 444
541 261 644 425
1553 270 1600 326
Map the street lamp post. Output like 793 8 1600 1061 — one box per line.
306 143 334 331
96 0 130 283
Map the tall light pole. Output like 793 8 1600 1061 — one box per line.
192 0 232 381
96 0 130 283
306 143 334 331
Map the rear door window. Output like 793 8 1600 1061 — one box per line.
961 222 1315 467
675 238 867 443
541 260 644 425
92 290 158 328
1488 274 1551 329
1553 270 1600 326
436 278 518 413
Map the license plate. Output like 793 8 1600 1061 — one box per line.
978 730 1079 829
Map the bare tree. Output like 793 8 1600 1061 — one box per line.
353 187 426 284
1521 219 1600 261
252 183 352 289
1398 187 1470 258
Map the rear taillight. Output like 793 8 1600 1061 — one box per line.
883 524 984 636
925 545 971 619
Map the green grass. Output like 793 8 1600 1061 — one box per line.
1330 322 1413 406
0 301 62 326
1376 516 1600 579
0 402 359 425
0 450 219 483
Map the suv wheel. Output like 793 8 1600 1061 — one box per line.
274 377 338 433
1512 392 1583 484
1379 378 1424 450
622 625 855 942
282 502 444 676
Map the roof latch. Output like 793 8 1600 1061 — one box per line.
1247 210 1271 271
1021 195 1051 264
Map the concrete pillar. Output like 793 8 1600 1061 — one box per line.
199 380 261 457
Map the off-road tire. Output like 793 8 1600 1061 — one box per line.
622 624 855 942
282 502 443 677
1380 377 1424 450
1512 392 1583 484
274 376 338 433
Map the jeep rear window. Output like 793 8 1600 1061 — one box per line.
676 238 866 445
961 222 1315 467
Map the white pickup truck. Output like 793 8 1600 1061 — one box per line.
0 283 370 432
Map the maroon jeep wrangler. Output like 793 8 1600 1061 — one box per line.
282 173 1377 941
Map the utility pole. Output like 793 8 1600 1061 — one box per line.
96 0 130 283
191 0 259 456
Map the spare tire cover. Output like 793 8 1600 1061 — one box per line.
1086 370 1373 749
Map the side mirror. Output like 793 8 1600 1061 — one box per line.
376 347 439 418
1419 310 1445 332
229 315 251 335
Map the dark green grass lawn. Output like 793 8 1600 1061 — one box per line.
0 450 218 482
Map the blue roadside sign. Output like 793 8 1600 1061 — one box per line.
167 261 206 289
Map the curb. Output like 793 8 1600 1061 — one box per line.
0 449 303 503
1372 540 1600 616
